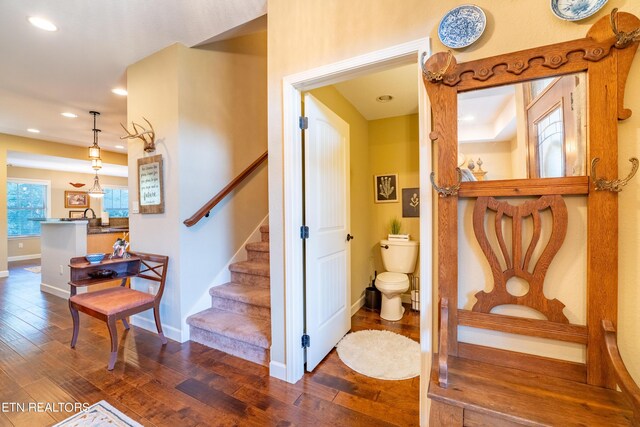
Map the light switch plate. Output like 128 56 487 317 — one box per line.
131 201 140 214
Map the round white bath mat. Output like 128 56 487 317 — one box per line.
336 329 420 380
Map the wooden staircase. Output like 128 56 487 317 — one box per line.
186 225 270 366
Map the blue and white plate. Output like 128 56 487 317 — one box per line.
551 0 608 21
438 5 486 49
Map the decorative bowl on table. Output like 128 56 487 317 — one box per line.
85 253 105 264
88 269 116 279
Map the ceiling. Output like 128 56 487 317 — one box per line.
458 85 517 144
333 64 419 121
0 0 266 153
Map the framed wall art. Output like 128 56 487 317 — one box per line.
64 191 89 209
68 210 85 219
402 188 420 217
137 154 164 214
374 174 398 203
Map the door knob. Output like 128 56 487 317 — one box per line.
346 234 354 241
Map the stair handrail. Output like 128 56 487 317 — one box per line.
184 151 268 227
602 320 640 421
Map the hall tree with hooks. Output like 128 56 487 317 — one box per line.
424 9 640 426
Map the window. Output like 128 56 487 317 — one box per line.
103 187 129 217
7 180 49 237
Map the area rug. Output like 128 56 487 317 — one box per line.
53 400 142 427
24 266 41 273
336 329 420 380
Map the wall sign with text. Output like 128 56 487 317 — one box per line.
137 154 164 214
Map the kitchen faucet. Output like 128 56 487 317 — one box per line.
83 208 96 219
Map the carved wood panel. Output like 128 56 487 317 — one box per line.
471 195 569 323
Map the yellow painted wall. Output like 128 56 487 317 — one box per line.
307 86 372 306
267 0 640 393
7 166 127 258
370 114 420 241
0 134 127 272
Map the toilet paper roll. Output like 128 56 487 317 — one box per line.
411 290 420 311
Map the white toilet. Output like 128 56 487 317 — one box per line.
376 239 419 321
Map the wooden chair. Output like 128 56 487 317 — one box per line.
69 252 169 370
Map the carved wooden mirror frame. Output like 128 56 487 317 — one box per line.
423 10 640 388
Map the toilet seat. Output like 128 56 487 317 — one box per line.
377 272 409 289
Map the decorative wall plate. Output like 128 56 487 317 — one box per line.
438 5 486 49
550 0 608 21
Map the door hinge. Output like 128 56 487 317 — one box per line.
299 116 308 130
300 225 309 239
301 334 310 348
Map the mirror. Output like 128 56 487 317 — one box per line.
457 72 587 181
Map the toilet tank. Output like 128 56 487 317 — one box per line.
380 240 419 273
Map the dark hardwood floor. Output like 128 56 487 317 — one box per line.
0 260 419 426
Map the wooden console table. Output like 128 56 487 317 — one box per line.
68 255 140 296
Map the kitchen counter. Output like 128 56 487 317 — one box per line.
40 220 130 298
87 227 129 235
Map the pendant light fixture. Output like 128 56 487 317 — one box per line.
87 111 104 198
88 111 102 161
88 171 104 198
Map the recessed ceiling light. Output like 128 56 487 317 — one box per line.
61 112 78 118
28 16 58 32
112 88 128 96
115 145 125 149
376 95 393 103
27 128 40 133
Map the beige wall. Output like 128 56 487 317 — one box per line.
267 0 640 388
460 140 513 181
7 166 127 258
127 31 268 341
0 134 127 272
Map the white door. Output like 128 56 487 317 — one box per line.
304 94 351 371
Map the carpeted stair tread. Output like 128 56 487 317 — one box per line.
260 224 269 233
187 308 270 348
245 241 270 252
229 260 270 277
209 282 270 307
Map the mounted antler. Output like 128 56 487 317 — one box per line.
120 117 156 153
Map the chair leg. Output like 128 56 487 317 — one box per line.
106 316 118 370
121 318 130 330
69 301 80 349
153 304 168 345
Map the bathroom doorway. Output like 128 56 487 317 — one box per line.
301 59 422 365
280 41 432 425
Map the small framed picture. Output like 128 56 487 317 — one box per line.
68 210 85 219
374 174 398 203
64 191 89 208
402 188 420 217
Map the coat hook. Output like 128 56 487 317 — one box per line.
422 51 454 83
430 168 462 197
591 157 639 192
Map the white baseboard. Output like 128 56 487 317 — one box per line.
269 360 287 381
40 282 69 299
0 270 8 278
350 295 366 316
130 314 184 343
8 254 41 262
